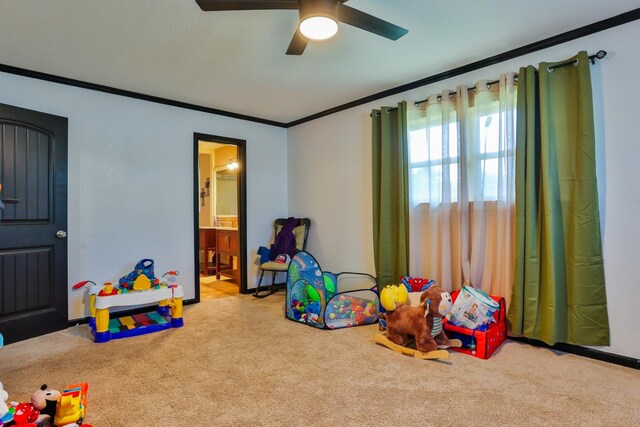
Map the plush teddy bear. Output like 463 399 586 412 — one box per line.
382 284 453 353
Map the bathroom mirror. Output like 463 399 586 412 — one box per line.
214 166 237 216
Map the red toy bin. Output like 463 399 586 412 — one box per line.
443 290 507 359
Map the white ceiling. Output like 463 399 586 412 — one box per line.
0 0 638 124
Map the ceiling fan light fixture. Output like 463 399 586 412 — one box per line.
299 15 338 40
195 0 409 56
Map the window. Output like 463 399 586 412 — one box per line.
406 77 517 292
409 122 459 204
408 95 515 205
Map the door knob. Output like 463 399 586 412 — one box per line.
56 230 67 239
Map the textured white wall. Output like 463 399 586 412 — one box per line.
287 20 640 359
0 72 287 320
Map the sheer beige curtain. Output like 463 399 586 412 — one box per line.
408 73 517 305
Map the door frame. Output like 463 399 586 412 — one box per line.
193 133 247 301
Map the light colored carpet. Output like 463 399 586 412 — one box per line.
1 294 639 426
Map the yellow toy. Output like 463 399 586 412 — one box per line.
54 383 88 426
97 282 118 296
380 284 409 311
132 274 152 291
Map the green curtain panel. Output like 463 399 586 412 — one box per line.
371 101 410 287
508 51 610 346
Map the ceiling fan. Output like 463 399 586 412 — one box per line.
195 0 408 55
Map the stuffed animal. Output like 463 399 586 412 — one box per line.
30 384 60 422
381 284 453 353
0 381 11 424
380 284 409 311
11 400 41 425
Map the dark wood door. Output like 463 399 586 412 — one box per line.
0 103 68 345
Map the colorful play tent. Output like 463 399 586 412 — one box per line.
285 251 379 329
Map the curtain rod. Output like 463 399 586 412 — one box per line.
412 50 607 107
372 50 607 115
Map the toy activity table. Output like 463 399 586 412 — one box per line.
87 285 184 343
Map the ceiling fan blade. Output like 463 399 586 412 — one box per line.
286 30 308 55
337 4 408 40
196 0 298 11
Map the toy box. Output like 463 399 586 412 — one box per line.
443 290 507 359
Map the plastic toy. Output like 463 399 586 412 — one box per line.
443 290 507 359
0 384 61 427
97 282 118 297
0 382 91 427
375 284 461 360
54 383 88 427
448 285 500 329
118 259 158 291
73 262 184 343
285 251 379 330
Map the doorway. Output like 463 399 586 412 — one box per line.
0 103 68 345
193 133 247 301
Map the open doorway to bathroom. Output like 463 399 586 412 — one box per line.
193 133 247 301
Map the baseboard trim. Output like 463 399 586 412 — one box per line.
509 336 639 370
68 298 197 326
